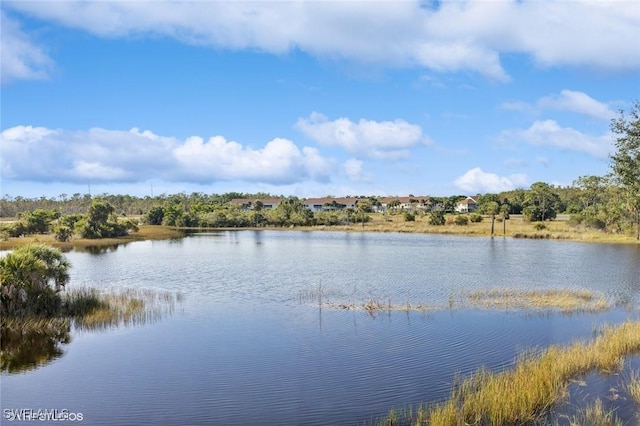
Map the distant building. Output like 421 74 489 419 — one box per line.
303 197 359 213
455 197 478 213
229 198 282 210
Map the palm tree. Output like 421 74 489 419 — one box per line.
0 244 71 316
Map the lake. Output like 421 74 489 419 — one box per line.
2 231 640 424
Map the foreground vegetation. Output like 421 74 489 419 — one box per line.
0 244 179 373
379 321 640 425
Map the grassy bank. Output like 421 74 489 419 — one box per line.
0 225 184 251
1 215 638 251
301 214 640 245
379 321 640 425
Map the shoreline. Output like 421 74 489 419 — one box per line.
1 217 638 250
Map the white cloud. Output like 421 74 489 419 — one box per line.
343 158 373 183
538 90 616 120
173 136 332 184
0 125 333 185
296 112 427 159
500 120 613 158
0 11 53 83
502 90 616 120
6 1 639 81
454 167 528 193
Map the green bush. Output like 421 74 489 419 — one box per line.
534 222 547 230
470 213 483 223
428 211 445 226
404 212 416 222
454 215 469 226
53 225 73 242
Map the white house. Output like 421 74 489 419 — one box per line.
455 197 478 213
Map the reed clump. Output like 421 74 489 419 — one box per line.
419 321 640 425
626 370 640 403
64 287 179 330
467 289 610 312
559 398 623 426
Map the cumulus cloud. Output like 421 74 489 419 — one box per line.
500 120 613 158
0 11 53 83
343 158 373 183
5 1 639 82
296 112 427 159
502 90 616 120
454 167 528 193
538 90 616 120
0 125 333 185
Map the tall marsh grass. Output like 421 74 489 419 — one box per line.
64 287 180 330
467 289 610 312
626 370 640 403
386 321 640 425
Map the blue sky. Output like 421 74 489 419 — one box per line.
1 1 639 199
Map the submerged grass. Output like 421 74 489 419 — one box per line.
380 321 640 426
626 370 640 404
316 288 611 315
561 399 623 426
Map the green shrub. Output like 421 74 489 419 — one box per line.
428 211 445 226
404 212 416 222
53 225 73 242
469 213 482 223
534 222 547 230
454 215 469 226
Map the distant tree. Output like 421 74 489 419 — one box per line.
500 203 510 236
252 200 264 227
387 199 401 213
523 182 560 221
20 209 59 234
484 201 500 236
357 200 372 230
610 101 640 240
428 211 445 226
145 206 164 225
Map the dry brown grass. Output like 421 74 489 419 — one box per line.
415 321 640 425
0 225 184 251
626 370 640 404
467 289 611 312
298 214 639 245
66 287 180 330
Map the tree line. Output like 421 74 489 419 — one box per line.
1 102 638 239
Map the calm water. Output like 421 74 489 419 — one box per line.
2 231 640 424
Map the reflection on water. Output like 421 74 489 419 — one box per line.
2 231 640 424
1 321 70 374
74 244 122 255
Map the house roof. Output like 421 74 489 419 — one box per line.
457 197 477 205
229 198 283 205
379 196 430 204
304 197 360 205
